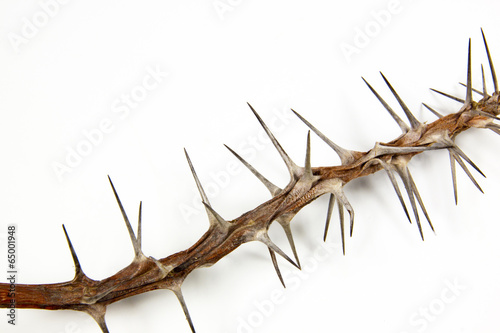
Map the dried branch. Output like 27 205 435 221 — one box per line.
1 30 499 332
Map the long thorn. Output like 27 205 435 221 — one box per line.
430 88 465 103
481 64 488 96
276 216 301 269
137 201 142 252
108 176 141 257
184 149 210 205
465 39 473 106
268 248 286 288
422 103 444 118
450 150 484 194
172 288 196 333
258 232 299 269
408 171 434 233
247 103 298 178
380 72 421 128
338 199 345 255
481 28 498 93
291 109 356 165
305 131 312 176
323 194 335 241
62 224 83 278
362 77 410 133
224 144 281 196
396 166 424 240
449 151 458 205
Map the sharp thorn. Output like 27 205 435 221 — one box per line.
85 304 109 333
108 176 141 258
450 150 484 194
486 123 500 135
408 171 434 233
62 224 84 278
184 149 210 205
481 64 488 96
276 217 301 269
481 28 498 93
202 202 229 230
362 77 410 133
323 194 335 241
451 145 486 178
291 108 357 165
258 232 299 269
449 151 458 205
224 144 281 196
268 248 286 288
430 88 465 103
380 72 421 128
304 131 312 176
172 288 197 333
422 103 444 118
338 199 345 255
137 201 142 252
396 166 424 240
458 82 486 97
465 38 473 105
247 103 298 178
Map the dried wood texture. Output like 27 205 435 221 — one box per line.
1 30 499 332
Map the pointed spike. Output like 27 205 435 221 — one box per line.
338 199 345 255
268 248 286 288
184 149 210 205
481 28 498 93
304 131 312 175
465 39 473 106
422 103 444 118
362 77 410 133
407 171 434 233
137 201 142 251
334 189 355 238
459 82 486 97
224 144 281 196
172 288 196 333
108 176 141 257
486 123 500 135
430 88 465 103
62 224 83 278
396 166 424 240
202 202 229 230
257 232 299 269
451 145 486 178
323 194 335 241
374 159 411 223
276 217 301 269
85 304 109 333
247 103 298 178
449 151 458 205
291 108 356 165
481 64 488 96
380 72 421 128
450 150 484 194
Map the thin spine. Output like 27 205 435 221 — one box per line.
481 28 498 93
380 72 421 128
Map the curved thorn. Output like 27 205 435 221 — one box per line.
380 72 421 128
184 149 210 205
362 77 410 133
257 232 299 269
291 108 356 165
422 103 444 118
108 176 141 257
247 103 298 178
481 28 498 93
224 144 281 196
172 288 196 333
430 88 465 103
62 224 83 278
268 248 286 288
323 194 335 241
465 39 473 106
449 151 458 205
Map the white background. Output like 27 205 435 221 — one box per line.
1 0 500 332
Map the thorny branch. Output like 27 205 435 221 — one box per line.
1 30 499 332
